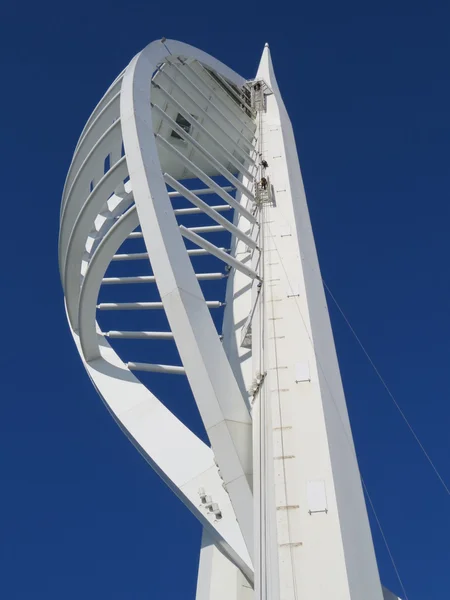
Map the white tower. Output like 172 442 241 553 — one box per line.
59 39 400 600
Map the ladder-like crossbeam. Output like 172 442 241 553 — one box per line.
154 75 256 167
164 174 257 249
128 362 186 375
180 61 256 140
97 300 224 310
174 205 231 216
180 226 260 280
188 225 225 234
128 225 227 239
153 84 254 180
105 331 174 339
169 186 235 198
101 272 226 285
112 248 229 261
167 62 255 152
156 135 257 224
154 107 256 203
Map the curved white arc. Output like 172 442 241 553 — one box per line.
71 202 255 579
78 205 138 360
63 92 121 203
63 157 129 328
120 40 254 558
60 75 124 220
59 119 123 265
68 320 253 582
75 73 123 152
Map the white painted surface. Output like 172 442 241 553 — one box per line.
59 37 389 600
196 529 253 600
253 44 384 600
306 480 328 513
295 362 310 383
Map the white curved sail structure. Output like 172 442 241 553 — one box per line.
59 38 400 600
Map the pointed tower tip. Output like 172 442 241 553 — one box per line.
257 42 273 81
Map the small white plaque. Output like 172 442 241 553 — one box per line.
295 362 310 383
307 480 327 513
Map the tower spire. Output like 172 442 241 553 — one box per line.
256 42 273 81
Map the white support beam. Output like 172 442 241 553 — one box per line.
122 42 255 558
164 174 257 248
187 225 225 234
180 61 256 139
180 226 260 280
156 134 256 224
128 362 186 375
169 186 235 198
112 248 229 261
97 300 224 310
127 230 144 238
101 272 226 285
154 75 256 167
195 528 253 600
154 105 255 203
128 225 227 239
153 85 255 180
167 62 255 151
174 205 232 215
105 331 174 339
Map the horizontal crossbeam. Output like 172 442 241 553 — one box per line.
156 134 257 224
97 301 224 310
164 174 257 249
128 362 185 375
154 105 255 203
173 205 231 215
104 331 174 339
101 272 226 285
153 85 254 180
111 248 229 261
180 226 260 280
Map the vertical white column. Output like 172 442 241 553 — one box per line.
255 45 384 600
196 529 253 600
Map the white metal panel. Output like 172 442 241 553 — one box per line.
307 480 328 513
295 361 310 383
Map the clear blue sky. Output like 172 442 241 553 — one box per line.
1 1 449 598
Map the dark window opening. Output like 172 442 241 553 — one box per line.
170 113 192 140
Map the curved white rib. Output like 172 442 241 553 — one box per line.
69 326 253 581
